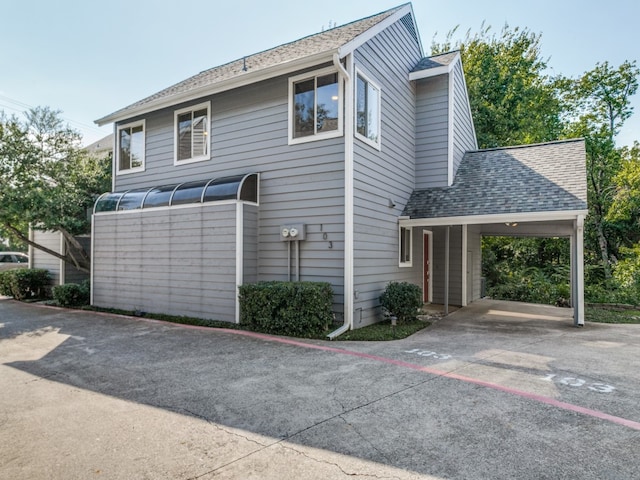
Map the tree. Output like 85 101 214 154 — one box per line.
432 24 564 149
564 61 640 278
0 107 111 272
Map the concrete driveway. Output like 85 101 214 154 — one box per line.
1 297 638 479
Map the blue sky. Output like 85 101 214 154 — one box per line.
1 0 638 147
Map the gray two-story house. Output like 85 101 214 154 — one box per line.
93 3 588 336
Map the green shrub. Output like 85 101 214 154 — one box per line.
0 268 51 300
379 281 423 323
239 281 334 336
53 280 90 307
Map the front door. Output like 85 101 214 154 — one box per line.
423 232 431 302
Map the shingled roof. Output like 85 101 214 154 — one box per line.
402 139 588 220
96 4 410 125
412 50 459 72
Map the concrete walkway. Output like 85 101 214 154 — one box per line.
1 297 639 479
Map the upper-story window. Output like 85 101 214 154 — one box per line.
117 120 145 174
175 102 210 164
355 70 381 149
289 67 343 144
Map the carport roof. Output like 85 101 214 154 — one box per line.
402 139 588 220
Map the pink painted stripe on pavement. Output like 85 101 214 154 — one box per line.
216 327 640 432
112 315 640 432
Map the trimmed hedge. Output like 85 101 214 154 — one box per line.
0 268 51 300
379 281 423 323
53 280 90 307
239 281 334 337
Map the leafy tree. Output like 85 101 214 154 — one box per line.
0 107 111 272
432 24 564 148
564 61 640 278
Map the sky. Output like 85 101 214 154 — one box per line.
1 0 638 147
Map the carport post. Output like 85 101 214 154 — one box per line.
444 226 450 315
574 215 585 326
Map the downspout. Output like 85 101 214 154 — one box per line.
328 52 354 340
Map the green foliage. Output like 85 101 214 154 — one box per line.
482 237 571 306
336 318 429 341
586 306 640 324
0 268 50 300
432 24 563 149
379 282 423 323
52 280 90 307
0 107 111 271
239 282 334 337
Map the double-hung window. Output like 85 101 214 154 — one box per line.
355 70 381 149
175 102 210 164
117 120 145 174
289 67 342 144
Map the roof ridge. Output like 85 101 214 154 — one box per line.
194 3 407 79
469 138 585 154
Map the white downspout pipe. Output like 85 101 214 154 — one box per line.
328 52 354 340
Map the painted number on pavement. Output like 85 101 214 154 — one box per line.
541 374 616 393
404 349 452 360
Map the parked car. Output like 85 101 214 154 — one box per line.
0 252 29 271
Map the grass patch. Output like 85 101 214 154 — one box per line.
332 318 431 341
586 306 640 324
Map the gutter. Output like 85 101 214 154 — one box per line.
327 52 354 340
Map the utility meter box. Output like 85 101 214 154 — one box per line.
280 224 306 241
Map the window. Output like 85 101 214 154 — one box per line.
175 102 210 164
355 70 381 149
289 67 342 144
117 121 145 174
399 226 412 267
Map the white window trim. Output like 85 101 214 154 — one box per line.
354 68 382 150
288 66 344 145
174 101 211 165
116 119 146 176
399 225 413 267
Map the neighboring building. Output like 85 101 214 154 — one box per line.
92 3 587 333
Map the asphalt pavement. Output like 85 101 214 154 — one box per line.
1 297 639 479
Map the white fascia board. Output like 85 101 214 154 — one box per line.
95 50 337 126
408 52 460 81
338 4 417 58
399 210 589 227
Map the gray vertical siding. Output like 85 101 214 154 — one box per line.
415 75 449 189
243 204 258 284
467 225 482 302
93 203 238 322
31 230 62 285
451 61 477 177
430 225 463 306
352 19 423 326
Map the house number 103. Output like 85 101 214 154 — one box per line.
541 374 616 393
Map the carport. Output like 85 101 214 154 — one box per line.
400 139 588 326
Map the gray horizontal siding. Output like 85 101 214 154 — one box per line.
415 75 449 189
243 204 258 285
452 61 477 177
92 203 239 322
111 71 346 312
352 19 422 326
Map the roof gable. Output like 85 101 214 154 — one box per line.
403 139 588 220
96 3 415 126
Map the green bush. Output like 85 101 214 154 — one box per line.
53 280 90 307
0 268 51 300
239 281 334 337
379 281 423 323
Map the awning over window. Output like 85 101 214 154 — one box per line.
94 173 258 213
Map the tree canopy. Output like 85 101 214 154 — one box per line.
0 107 111 271
433 24 640 305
